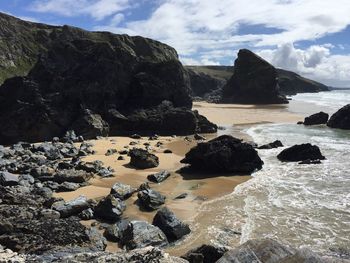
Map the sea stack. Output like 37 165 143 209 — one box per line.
222 49 288 104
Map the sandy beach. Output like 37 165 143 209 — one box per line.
54 102 303 254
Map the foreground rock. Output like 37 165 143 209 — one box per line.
277 144 325 163
152 207 191 242
304 112 329 126
129 148 159 169
181 135 263 174
222 49 288 104
217 239 337 263
327 104 350 130
120 221 168 250
0 13 217 144
110 182 136 200
138 188 166 211
182 244 228 263
51 196 90 218
258 140 283 150
147 170 171 183
94 194 126 222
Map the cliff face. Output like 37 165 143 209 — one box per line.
0 13 218 144
276 68 329 95
222 49 288 104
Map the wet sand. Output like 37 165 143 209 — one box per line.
53 102 303 255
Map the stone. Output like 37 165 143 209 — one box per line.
110 182 136 200
181 135 263 174
147 170 171 183
327 104 350 130
222 49 288 104
129 148 159 169
78 208 94 220
258 140 284 150
104 219 129 242
152 207 191 242
174 193 188 200
277 144 325 163
51 196 90 218
94 194 126 222
120 221 168 250
194 133 206 140
58 182 81 192
137 189 166 211
0 172 19 186
304 112 329 126
105 149 118 156
164 149 173 154
182 244 228 263
53 169 93 183
40 209 61 219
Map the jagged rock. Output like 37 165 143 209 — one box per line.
182 244 228 263
105 148 118 156
51 196 90 218
104 219 129 242
60 130 83 143
120 221 168 250
277 144 325 163
78 208 94 220
40 209 61 219
0 172 19 186
33 143 63 160
304 112 329 125
78 142 95 156
138 189 166 211
327 104 350 130
147 170 171 183
152 207 190 242
129 148 159 169
258 140 284 149
52 169 93 183
222 49 288 104
94 194 126 222
110 182 136 200
181 135 263 174
58 182 81 192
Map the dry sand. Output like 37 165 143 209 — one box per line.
53 102 302 254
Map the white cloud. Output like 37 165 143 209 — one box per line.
30 0 133 20
257 43 350 86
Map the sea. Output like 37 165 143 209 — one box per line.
193 90 350 258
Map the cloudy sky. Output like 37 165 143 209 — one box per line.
2 0 350 86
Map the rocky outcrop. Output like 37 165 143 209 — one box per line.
258 140 283 150
94 194 126 222
277 144 325 163
304 112 329 126
137 188 166 211
182 244 228 263
147 170 171 183
222 49 288 104
327 104 350 130
181 135 263 174
277 68 329 95
0 13 217 144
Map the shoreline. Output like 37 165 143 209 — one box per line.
53 101 303 255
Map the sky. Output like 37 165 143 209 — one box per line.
1 0 350 87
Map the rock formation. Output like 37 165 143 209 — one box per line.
327 104 350 130
304 112 329 126
0 13 217 144
222 49 288 104
277 144 325 163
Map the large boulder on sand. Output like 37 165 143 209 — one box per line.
327 104 350 130
137 188 166 211
129 148 159 169
180 135 263 174
94 194 126 222
304 112 329 126
152 207 190 242
222 49 288 104
277 144 325 163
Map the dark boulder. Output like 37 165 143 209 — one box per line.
120 220 168 250
277 144 325 162
110 182 136 200
222 49 288 104
304 112 329 126
152 207 190 242
137 189 166 211
181 135 263 174
52 169 93 184
217 239 294 263
103 219 129 242
0 172 19 186
147 170 171 183
258 140 283 150
94 194 126 222
327 104 350 130
129 148 159 169
51 196 90 218
182 244 228 263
